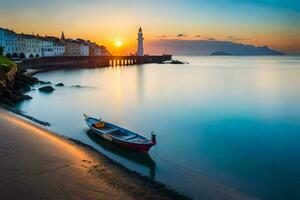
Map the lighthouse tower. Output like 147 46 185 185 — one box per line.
61 31 65 40
137 27 144 56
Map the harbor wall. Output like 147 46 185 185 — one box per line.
20 55 172 69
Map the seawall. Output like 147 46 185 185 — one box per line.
20 55 172 70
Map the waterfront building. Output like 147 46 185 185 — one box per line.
44 36 65 56
20 33 42 58
80 43 89 56
52 39 65 56
100 45 111 56
76 39 89 56
40 37 54 57
88 41 103 56
64 39 82 56
94 45 102 56
1 28 65 59
0 28 41 59
63 37 90 57
1 27 108 58
137 26 144 56
0 28 18 58
16 35 26 59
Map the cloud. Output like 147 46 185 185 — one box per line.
177 34 188 37
207 37 216 41
227 35 250 41
156 35 167 39
194 35 216 41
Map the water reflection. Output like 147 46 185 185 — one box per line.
17 56 300 200
86 130 156 179
136 65 145 101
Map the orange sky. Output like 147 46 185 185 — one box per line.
0 0 299 54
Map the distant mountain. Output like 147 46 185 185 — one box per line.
210 51 232 56
146 39 285 56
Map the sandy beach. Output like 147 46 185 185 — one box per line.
0 108 188 200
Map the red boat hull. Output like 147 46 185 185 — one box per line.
113 138 155 152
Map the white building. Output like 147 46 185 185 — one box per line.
21 34 42 58
40 37 54 57
37 36 64 57
1 27 109 59
76 39 89 56
0 28 18 58
0 28 41 59
16 35 26 58
53 41 65 56
1 28 66 59
137 26 144 56
80 44 89 56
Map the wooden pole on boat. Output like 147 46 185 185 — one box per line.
151 132 156 144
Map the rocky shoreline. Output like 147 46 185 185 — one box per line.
0 65 38 105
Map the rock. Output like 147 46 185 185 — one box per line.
39 80 51 85
39 81 47 84
20 95 32 100
11 94 32 102
39 86 55 93
1 87 13 100
55 83 64 87
14 80 24 90
0 63 39 105
170 60 185 64
15 72 39 85
21 84 31 92
0 98 13 106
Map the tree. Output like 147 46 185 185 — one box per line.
0 46 3 56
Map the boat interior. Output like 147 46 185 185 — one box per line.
90 119 150 144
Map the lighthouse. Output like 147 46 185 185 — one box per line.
137 27 144 56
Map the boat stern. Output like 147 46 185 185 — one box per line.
151 132 157 145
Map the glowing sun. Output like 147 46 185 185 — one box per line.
115 40 123 47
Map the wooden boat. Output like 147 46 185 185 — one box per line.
83 114 156 152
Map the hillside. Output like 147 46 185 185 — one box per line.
147 39 285 56
0 56 16 72
210 51 232 56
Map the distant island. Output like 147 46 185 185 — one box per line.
210 51 232 56
148 39 285 56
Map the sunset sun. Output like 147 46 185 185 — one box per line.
115 40 123 48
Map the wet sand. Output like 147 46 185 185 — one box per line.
0 108 188 200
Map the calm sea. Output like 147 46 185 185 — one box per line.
16 56 300 199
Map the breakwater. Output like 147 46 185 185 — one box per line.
20 55 172 70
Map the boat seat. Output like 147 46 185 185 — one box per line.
122 135 137 140
100 128 118 134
